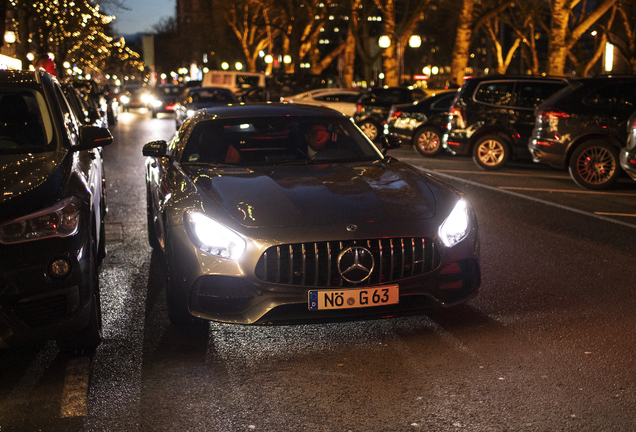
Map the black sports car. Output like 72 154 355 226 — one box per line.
143 103 480 326
0 69 112 353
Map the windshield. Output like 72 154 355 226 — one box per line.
180 116 383 166
0 88 53 155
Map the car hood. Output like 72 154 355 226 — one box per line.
188 161 437 228
0 151 67 219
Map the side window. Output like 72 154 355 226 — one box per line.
474 82 514 106
53 85 80 144
515 82 565 109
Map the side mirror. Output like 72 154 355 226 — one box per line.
380 134 402 155
142 140 168 158
72 125 113 151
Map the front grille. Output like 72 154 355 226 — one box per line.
13 294 69 328
255 237 439 287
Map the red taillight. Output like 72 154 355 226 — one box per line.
388 110 403 121
355 103 362 114
538 109 569 121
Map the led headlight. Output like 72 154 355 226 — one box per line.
185 212 246 260
0 196 81 244
186 109 196 118
120 95 130 104
438 199 470 248
151 99 163 108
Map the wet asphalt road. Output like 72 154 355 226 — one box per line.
1 109 636 431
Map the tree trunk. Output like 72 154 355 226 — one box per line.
450 0 475 86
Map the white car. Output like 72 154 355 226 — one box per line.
281 88 363 117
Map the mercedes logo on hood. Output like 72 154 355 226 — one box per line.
337 246 375 283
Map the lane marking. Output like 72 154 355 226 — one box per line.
419 169 636 230
500 186 636 197
60 356 91 418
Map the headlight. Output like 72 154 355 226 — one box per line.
141 94 154 104
185 212 246 260
438 199 470 248
152 99 163 107
186 109 196 118
0 196 81 244
120 95 130 104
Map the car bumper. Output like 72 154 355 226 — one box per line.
442 132 471 155
620 146 636 180
528 138 568 168
0 233 94 347
166 222 481 325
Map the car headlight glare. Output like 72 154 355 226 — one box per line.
152 100 163 107
186 212 246 260
438 199 470 248
0 196 81 244
186 109 196 118
120 95 130 104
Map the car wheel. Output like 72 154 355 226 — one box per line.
473 135 509 170
359 120 379 141
57 237 102 355
164 231 207 327
568 140 621 190
413 127 443 157
146 186 161 249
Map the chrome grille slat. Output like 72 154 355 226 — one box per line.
255 237 438 288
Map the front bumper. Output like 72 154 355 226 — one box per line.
0 234 94 346
167 222 481 325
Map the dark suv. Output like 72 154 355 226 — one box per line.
354 87 427 141
529 76 636 190
444 75 569 169
0 70 112 353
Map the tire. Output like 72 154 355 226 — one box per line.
359 120 380 141
473 135 509 170
568 140 621 190
164 231 206 327
413 127 443 157
57 239 102 355
146 186 161 249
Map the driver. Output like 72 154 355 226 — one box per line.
305 124 330 158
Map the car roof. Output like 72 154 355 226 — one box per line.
193 102 349 121
0 69 43 85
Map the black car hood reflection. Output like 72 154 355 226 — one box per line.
189 162 437 228
0 151 67 216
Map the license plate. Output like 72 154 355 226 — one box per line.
308 285 399 311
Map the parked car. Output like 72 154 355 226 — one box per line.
385 90 457 157
280 88 363 117
353 87 428 141
264 73 344 102
444 75 569 170
620 110 636 182
142 103 480 326
0 69 113 353
149 84 184 118
529 76 636 190
174 86 237 130
62 84 107 128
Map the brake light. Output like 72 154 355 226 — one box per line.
356 103 363 114
388 110 403 121
538 109 569 121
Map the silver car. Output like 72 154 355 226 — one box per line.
143 104 480 326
